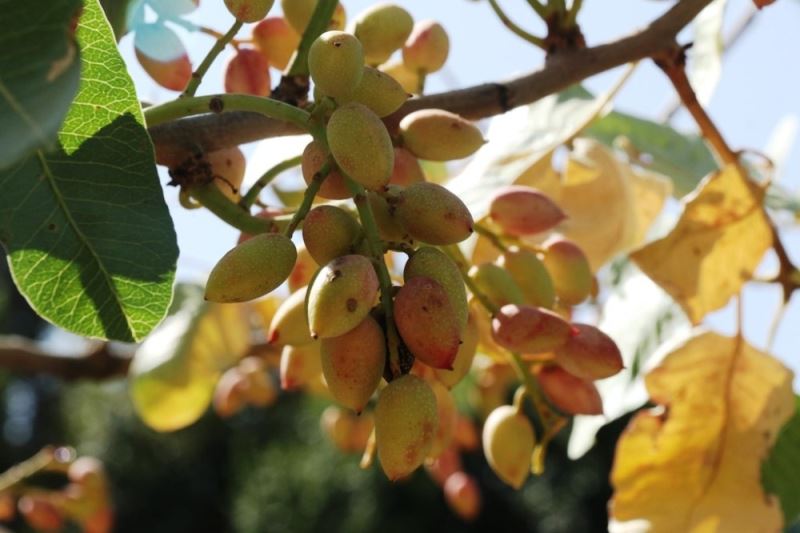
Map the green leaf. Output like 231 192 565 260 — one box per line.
763 395 800 525
0 0 82 168
584 111 717 196
0 0 178 342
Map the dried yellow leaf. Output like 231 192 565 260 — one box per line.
513 139 671 271
611 332 795 533
631 165 771 324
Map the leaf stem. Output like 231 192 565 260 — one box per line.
488 0 547 49
346 178 402 378
189 183 291 234
240 155 303 209
182 20 243 97
473 222 508 252
144 94 311 130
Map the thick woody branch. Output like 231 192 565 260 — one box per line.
147 0 715 163
0 338 280 382
0 338 130 381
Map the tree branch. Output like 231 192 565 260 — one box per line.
147 0 715 164
0 338 280 382
0 338 130 381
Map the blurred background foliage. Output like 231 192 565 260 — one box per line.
0 259 625 533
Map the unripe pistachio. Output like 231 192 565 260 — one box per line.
399 109 484 161
308 31 363 100
535 364 603 415
453 414 480 451
402 20 449 73
320 406 374 453
353 3 414 65
404 246 468 331
321 315 386 412
390 148 426 186
434 308 479 388
252 17 300 70
425 446 462 487
394 182 474 245
238 356 278 406
468 263 524 307
307 254 379 338
378 58 420 94
340 66 409 117
394 276 462 370
302 205 362 266
482 405 535 489
282 0 345 34
499 248 556 309
224 0 275 22
320 405 353 451
327 102 394 190
213 366 249 417
280 342 322 390
444 472 482 522
288 244 318 292
224 48 271 96
491 304 572 354
542 237 593 306
301 141 350 200
205 233 296 302
489 186 566 236
268 288 313 346
207 147 246 201
18 495 64 532
554 323 623 380
134 23 191 91
375 375 438 480
367 191 412 243
428 380 457 458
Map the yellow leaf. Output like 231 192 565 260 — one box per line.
610 332 795 533
531 139 670 271
631 165 771 324
630 167 674 246
130 288 252 432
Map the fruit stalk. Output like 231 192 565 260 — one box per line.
182 19 244 97
239 154 303 208
190 183 292 234
472 222 508 253
346 178 402 378
283 161 331 236
143 94 311 130
285 0 340 77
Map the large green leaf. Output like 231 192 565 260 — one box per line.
0 0 82 168
763 395 800 525
0 0 178 342
585 111 718 196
